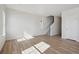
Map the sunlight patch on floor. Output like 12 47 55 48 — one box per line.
17 32 34 42
17 38 26 42
22 46 40 54
24 32 34 40
34 42 50 53
22 42 50 54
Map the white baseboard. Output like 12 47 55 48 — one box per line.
62 37 79 42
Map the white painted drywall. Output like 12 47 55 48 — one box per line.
6 8 50 39
0 5 6 51
6 4 79 16
0 6 3 36
50 16 61 36
62 7 79 42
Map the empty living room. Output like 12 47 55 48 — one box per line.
0 4 79 54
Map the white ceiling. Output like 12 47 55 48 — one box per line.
6 4 79 16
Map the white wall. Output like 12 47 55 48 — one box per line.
6 8 61 40
0 6 3 36
62 7 79 42
6 8 50 39
50 16 61 36
0 5 6 51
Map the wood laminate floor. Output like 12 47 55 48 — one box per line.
0 35 79 54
